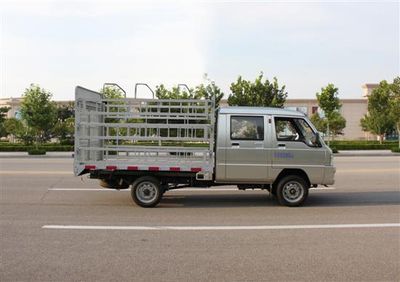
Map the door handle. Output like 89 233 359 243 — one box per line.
278 143 286 148
231 142 240 146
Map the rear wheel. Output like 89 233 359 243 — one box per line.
131 176 163 208
276 175 308 207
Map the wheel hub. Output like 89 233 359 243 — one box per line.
282 181 304 203
136 182 158 204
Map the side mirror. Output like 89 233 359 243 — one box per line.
310 132 320 147
315 132 322 147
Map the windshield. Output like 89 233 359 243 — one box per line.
294 118 320 147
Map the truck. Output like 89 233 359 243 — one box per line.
74 84 335 207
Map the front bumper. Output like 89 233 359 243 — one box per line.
323 165 336 185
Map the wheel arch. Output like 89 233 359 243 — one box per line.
272 169 311 193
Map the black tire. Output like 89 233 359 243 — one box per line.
270 184 277 196
276 175 309 207
131 176 163 208
99 179 129 189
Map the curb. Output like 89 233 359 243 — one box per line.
334 151 400 157
334 153 400 157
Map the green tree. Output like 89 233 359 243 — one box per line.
155 84 194 100
100 86 127 145
53 103 74 144
360 80 395 144
194 83 224 107
20 84 57 145
228 73 287 107
100 85 126 118
328 111 346 137
311 111 346 138
316 84 346 142
101 86 125 99
155 82 224 106
100 85 126 116
154 82 223 142
389 77 400 148
0 106 10 137
3 118 35 144
310 112 327 134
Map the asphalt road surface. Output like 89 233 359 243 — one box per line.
1 156 399 281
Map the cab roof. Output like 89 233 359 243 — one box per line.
218 106 306 117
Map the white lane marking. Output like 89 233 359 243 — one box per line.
310 187 336 190
49 187 336 192
0 171 71 175
49 188 122 191
42 223 400 231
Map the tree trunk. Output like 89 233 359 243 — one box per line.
327 121 330 147
397 123 400 149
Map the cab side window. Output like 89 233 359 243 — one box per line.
275 117 320 147
275 117 301 141
231 116 264 140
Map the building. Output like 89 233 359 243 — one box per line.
362 83 379 97
0 98 23 120
0 98 71 119
0 84 378 140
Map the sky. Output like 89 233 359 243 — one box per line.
0 0 399 100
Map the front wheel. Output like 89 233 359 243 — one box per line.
276 175 309 207
131 176 163 208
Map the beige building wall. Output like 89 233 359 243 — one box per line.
340 100 369 140
362 83 379 97
0 98 22 119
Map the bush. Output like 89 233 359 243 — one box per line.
391 147 400 153
333 140 395 144
60 139 74 145
332 144 394 150
330 147 338 153
28 149 46 155
0 144 73 152
327 142 395 150
329 140 397 146
0 145 27 151
41 145 73 152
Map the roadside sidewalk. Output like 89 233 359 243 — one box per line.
334 150 400 157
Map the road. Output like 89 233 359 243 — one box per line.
1 156 399 281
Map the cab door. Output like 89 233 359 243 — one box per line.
223 115 269 182
271 116 326 183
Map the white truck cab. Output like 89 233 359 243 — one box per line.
74 85 335 207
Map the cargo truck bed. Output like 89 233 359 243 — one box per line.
73 86 215 178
